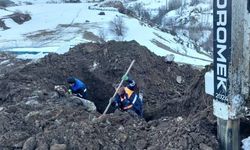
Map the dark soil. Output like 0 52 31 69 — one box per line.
0 41 219 150
8 12 31 25
0 19 9 30
0 0 15 7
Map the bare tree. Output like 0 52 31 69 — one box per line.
152 6 167 25
109 16 127 39
134 3 143 17
168 0 182 11
176 6 184 16
63 0 81 3
141 9 151 21
190 0 201 6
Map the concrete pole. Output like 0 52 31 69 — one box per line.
229 0 250 102
217 118 240 150
214 0 250 149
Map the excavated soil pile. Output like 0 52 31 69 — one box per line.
0 52 28 78
8 12 31 25
0 41 218 149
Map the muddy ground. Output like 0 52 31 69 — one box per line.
0 41 220 150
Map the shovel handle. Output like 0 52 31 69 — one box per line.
102 60 135 116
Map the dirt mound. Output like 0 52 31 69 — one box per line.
0 19 9 30
0 41 218 149
100 1 124 10
8 12 31 24
0 52 28 78
0 0 15 7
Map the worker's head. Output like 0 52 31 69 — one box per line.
117 86 125 95
67 77 76 86
127 80 136 91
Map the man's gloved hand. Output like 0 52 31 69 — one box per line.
112 101 118 107
67 89 72 95
122 75 129 81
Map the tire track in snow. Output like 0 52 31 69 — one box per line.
37 8 84 47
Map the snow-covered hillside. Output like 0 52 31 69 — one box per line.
118 0 213 53
0 0 212 66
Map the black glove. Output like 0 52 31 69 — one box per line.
111 101 117 107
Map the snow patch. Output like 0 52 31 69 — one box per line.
0 2 212 66
242 136 250 150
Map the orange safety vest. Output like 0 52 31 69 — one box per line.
120 87 134 110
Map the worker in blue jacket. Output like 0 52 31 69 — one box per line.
67 77 87 99
114 75 143 117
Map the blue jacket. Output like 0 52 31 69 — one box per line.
114 79 143 117
70 78 87 98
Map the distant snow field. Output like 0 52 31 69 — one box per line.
0 0 212 66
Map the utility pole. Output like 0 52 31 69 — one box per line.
212 0 250 150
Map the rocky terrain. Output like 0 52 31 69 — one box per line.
0 41 218 150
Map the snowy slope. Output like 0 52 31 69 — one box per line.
242 136 250 150
119 0 212 27
163 3 212 27
118 0 213 52
0 9 13 16
0 1 212 66
124 0 166 9
11 0 63 5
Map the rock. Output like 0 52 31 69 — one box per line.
25 99 40 107
176 116 183 122
136 139 147 149
118 133 127 143
50 139 59 145
0 107 4 112
180 138 188 149
0 132 29 147
82 99 96 112
35 136 48 150
70 96 96 112
54 119 65 126
35 120 40 128
199 143 213 150
27 95 40 101
98 12 105 15
14 141 24 149
190 132 199 140
118 125 124 131
48 92 59 99
68 97 83 106
22 137 36 150
31 90 47 100
25 111 40 122
36 144 48 150
147 145 161 150
50 144 67 150
176 76 183 84
164 54 175 63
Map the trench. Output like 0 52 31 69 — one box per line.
0 41 213 123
